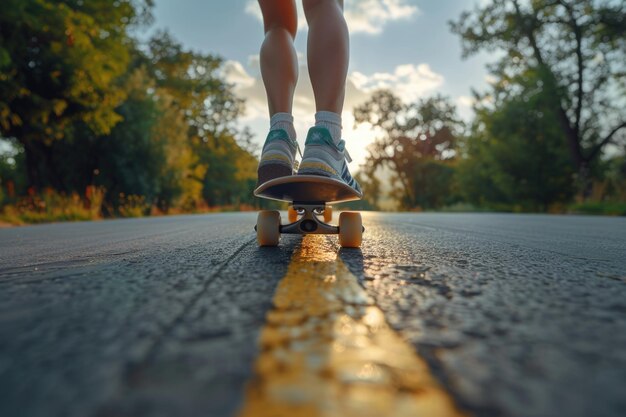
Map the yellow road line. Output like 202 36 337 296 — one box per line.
238 235 466 417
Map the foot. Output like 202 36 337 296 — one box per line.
256 129 298 187
297 127 362 194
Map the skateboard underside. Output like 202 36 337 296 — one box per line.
253 175 362 204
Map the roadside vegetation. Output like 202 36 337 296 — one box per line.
354 0 625 214
1 0 624 225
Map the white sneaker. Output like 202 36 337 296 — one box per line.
256 129 298 187
297 127 362 194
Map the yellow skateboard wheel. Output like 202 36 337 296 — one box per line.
338 212 362 248
288 206 298 223
323 206 333 223
257 210 280 246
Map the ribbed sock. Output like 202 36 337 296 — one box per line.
315 111 342 145
270 112 297 142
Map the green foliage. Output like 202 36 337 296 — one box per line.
450 0 626 196
94 87 166 209
0 0 155 187
568 154 626 214
408 160 457 210
140 32 257 209
0 1 260 219
346 171 381 210
602 155 626 202
457 71 575 211
354 91 463 210
569 201 626 216
35 65 178 213
199 134 256 207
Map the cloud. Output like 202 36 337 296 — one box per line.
484 74 498 85
455 95 475 121
221 60 255 89
456 95 475 108
349 64 444 103
244 0 418 35
244 1 263 23
345 0 418 34
221 59 267 120
222 58 444 165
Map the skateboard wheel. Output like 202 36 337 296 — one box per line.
288 206 298 223
256 210 281 246
323 206 333 223
338 212 362 248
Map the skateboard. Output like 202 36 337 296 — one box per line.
254 175 364 248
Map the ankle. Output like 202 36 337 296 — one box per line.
270 112 297 142
314 111 342 144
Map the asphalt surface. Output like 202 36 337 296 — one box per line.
0 212 625 417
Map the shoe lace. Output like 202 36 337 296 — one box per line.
336 140 353 163
290 138 302 172
294 139 303 160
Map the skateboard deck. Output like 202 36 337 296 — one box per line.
254 175 364 248
254 175 362 203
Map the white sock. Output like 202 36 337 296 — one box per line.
315 111 342 145
270 112 296 142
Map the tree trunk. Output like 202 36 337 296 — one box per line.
44 141 66 192
577 161 593 201
22 140 65 192
23 141 42 191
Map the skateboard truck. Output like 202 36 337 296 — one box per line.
280 202 338 235
254 202 364 248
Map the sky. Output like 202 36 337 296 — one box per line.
141 0 494 166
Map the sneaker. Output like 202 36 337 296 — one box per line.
256 129 299 187
297 126 362 194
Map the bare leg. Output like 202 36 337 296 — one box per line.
259 0 298 116
257 1 299 186
297 0 359 192
303 0 348 114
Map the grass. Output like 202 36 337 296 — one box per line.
116 194 149 218
568 201 626 216
0 187 104 225
0 188 267 226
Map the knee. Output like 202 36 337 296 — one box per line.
266 20 297 39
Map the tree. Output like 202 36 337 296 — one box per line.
353 90 463 210
451 0 626 196
42 65 183 212
0 0 152 189
457 70 575 211
1 4 259 214
142 32 256 208
349 170 381 210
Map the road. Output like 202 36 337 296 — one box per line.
0 212 625 417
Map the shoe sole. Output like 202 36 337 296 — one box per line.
257 163 293 187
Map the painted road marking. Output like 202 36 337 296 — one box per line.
238 235 465 417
